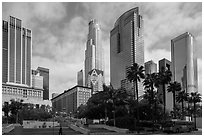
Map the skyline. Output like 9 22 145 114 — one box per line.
2 2 202 96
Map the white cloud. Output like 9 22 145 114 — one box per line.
32 3 66 22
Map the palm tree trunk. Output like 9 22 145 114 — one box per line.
16 112 18 123
151 83 155 132
135 80 140 133
181 100 184 120
113 102 116 127
173 91 176 109
194 102 196 129
163 84 166 120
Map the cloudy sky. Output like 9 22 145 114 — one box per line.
2 2 202 97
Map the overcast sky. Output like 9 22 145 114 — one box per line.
2 2 202 97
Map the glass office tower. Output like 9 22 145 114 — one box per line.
171 32 198 93
145 60 157 75
110 7 144 97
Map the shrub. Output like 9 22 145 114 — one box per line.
107 116 136 131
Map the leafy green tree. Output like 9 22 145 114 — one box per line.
2 102 9 117
2 102 10 123
76 104 87 118
127 63 145 132
81 84 132 124
9 99 23 123
176 90 189 119
188 92 202 129
158 67 172 118
167 81 181 110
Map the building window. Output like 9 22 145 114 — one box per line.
23 89 27 98
166 64 170 71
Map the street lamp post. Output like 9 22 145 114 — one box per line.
69 112 72 122
52 107 55 135
53 114 54 135
105 107 107 125
112 110 115 127
104 100 108 125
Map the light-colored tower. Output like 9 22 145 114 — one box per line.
171 32 198 93
145 60 157 75
84 19 104 92
110 7 144 97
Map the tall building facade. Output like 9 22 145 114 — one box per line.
144 60 157 75
2 16 50 107
110 7 144 97
77 69 84 86
84 19 104 92
171 32 198 93
32 70 43 89
2 20 8 83
37 67 49 100
2 16 32 86
158 58 173 111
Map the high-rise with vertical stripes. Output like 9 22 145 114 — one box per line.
2 16 49 106
110 7 144 96
2 16 32 86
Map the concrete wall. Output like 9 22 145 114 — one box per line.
23 120 59 128
69 124 90 134
196 117 202 128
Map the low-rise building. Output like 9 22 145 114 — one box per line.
51 85 92 114
2 83 44 105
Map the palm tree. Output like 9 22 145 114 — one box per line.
103 84 130 126
143 73 160 131
127 63 145 133
158 67 172 119
127 63 145 100
176 90 189 119
188 92 201 129
167 81 181 110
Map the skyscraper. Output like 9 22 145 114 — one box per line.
2 20 8 83
3 16 32 86
37 67 49 100
32 71 43 90
77 69 84 86
110 7 144 96
145 60 157 75
2 16 46 106
158 58 173 111
171 32 198 93
84 19 104 92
